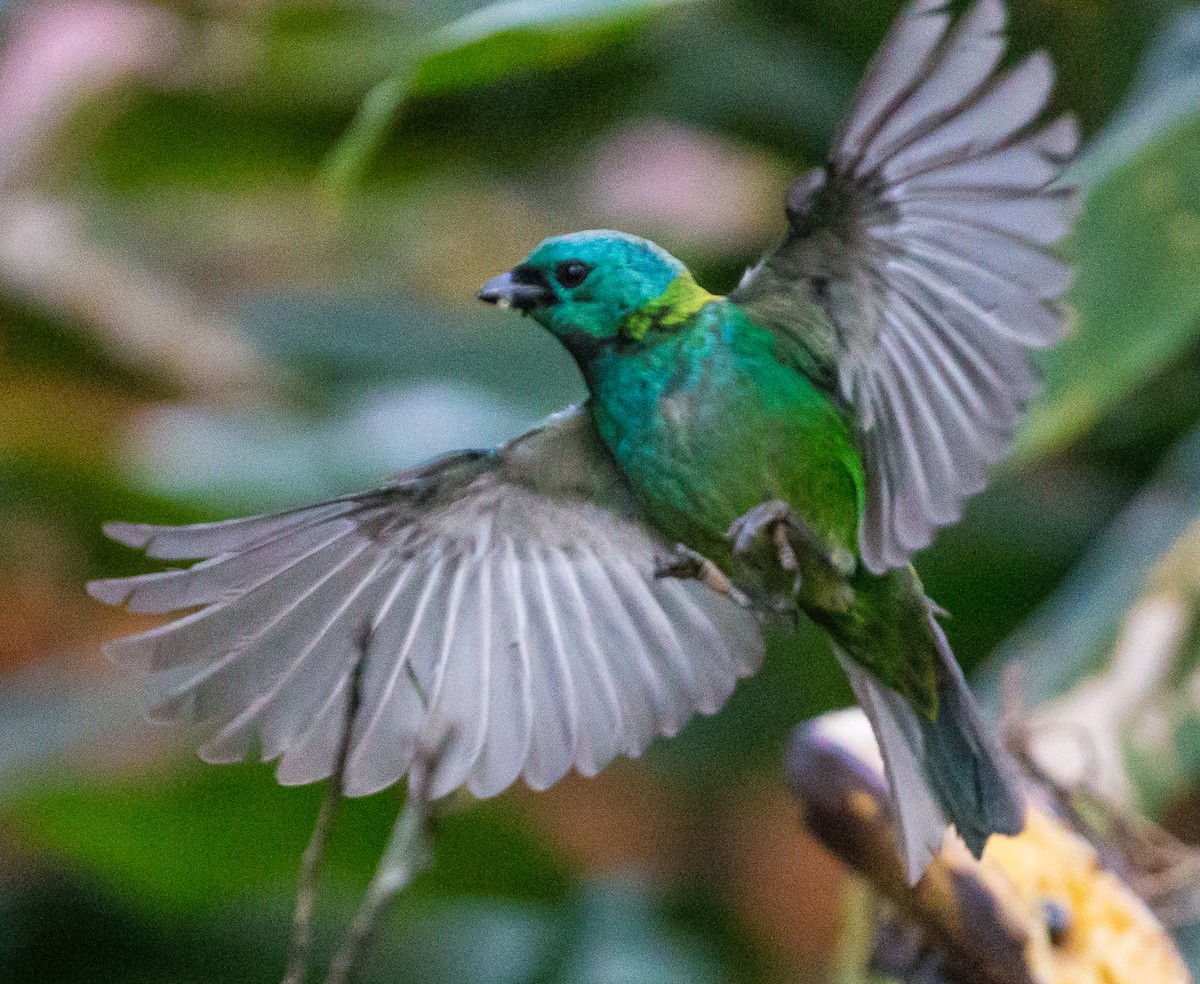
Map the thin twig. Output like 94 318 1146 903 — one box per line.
282 630 371 984
323 758 436 984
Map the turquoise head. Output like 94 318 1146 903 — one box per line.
479 230 689 362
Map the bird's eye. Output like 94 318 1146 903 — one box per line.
554 261 591 289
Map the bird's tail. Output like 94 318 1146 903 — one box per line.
834 611 1026 884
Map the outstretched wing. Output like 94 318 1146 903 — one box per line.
89 405 762 800
732 0 1078 573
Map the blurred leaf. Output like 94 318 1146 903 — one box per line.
0 297 162 395
391 881 727 984
978 422 1200 711
1074 6 1200 189
77 90 341 190
644 10 856 157
1019 8 1200 462
416 0 687 95
8 762 571 913
321 61 420 198
555 881 725 984
0 675 142 805
239 293 581 405
321 0 692 194
6 756 732 983
390 898 555 984
0 375 134 468
120 383 537 514
0 866 731 984
1019 112 1200 459
113 291 587 514
976 446 1200 842
0 452 203 575
260 10 416 109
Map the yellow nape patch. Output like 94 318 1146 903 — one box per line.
621 275 719 340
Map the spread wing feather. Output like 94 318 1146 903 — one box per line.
732 0 1078 572
89 405 763 799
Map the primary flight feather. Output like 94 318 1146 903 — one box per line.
90 0 1077 882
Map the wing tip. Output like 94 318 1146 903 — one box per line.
276 757 335 789
956 0 1007 42
912 0 953 19
1038 113 1082 161
103 521 155 549
86 577 131 607
101 633 151 669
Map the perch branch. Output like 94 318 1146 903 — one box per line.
282 632 370 984
323 756 436 984
785 721 1038 984
785 716 1191 984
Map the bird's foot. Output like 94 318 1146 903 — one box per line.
726 500 856 585
656 544 750 607
728 500 800 571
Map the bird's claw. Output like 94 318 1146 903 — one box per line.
728 500 799 569
726 500 856 584
656 545 750 607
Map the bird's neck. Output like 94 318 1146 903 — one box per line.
580 278 722 452
618 274 719 342
559 274 719 380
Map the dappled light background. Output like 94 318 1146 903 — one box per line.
3 0 1200 981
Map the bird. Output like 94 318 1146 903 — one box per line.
88 0 1077 883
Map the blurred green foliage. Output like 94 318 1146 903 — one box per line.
5 0 1200 981
1022 112 1200 459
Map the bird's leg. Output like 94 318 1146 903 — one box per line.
322 740 443 984
282 629 370 984
727 499 856 586
656 543 751 607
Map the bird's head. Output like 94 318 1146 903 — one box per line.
478 230 693 363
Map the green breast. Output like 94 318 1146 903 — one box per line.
585 299 865 572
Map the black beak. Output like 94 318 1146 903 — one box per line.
478 268 553 312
